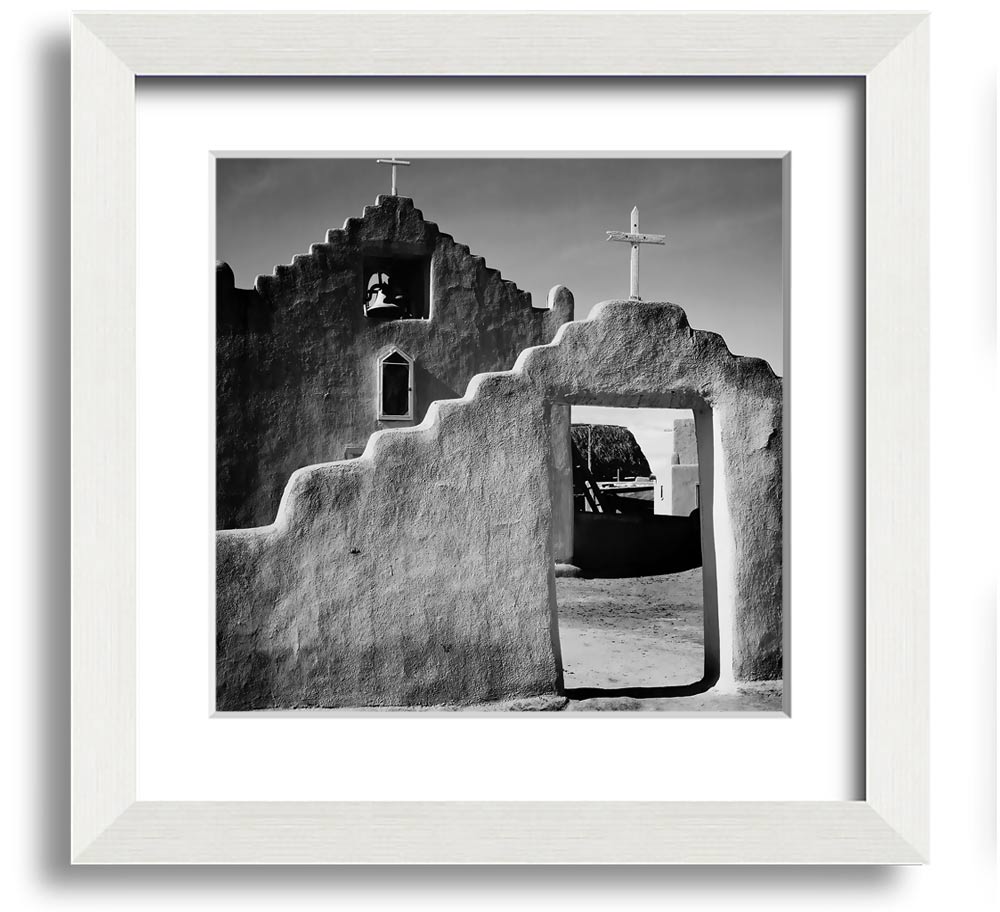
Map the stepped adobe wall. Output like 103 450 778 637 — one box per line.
217 301 783 710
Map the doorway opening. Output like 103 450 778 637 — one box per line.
555 404 719 697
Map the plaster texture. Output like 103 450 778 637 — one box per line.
217 300 782 709
217 194 573 530
672 465 700 516
673 417 698 463
549 403 574 562
670 417 700 515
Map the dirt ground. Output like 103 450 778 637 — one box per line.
555 568 783 713
558 568 706 689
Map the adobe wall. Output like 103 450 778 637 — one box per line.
661 416 699 516
671 465 700 515
217 194 573 530
674 417 698 463
216 300 783 709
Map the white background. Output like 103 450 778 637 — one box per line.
3 0 996 909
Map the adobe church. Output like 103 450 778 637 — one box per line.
215 168 783 711
216 192 574 531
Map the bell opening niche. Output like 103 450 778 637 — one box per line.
362 254 430 320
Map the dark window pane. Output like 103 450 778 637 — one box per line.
381 362 409 416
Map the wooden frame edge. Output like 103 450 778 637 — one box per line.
77 801 922 865
70 14 137 862
864 16 930 862
70 11 930 864
75 11 926 77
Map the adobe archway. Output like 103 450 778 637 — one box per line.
518 300 782 686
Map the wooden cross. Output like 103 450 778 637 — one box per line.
376 157 411 196
606 206 666 301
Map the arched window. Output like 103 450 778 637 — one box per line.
377 349 414 420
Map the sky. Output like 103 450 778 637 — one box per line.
217 156 784 474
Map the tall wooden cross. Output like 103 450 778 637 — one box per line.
606 206 666 301
376 157 411 196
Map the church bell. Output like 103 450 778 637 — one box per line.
365 270 409 318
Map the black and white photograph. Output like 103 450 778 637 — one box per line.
214 155 785 712
12 0 999 888
216 154 788 711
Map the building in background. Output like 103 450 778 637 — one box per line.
655 417 699 516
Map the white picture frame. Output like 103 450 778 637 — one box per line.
71 12 928 864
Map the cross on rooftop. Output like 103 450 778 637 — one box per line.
376 157 411 196
606 206 666 301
